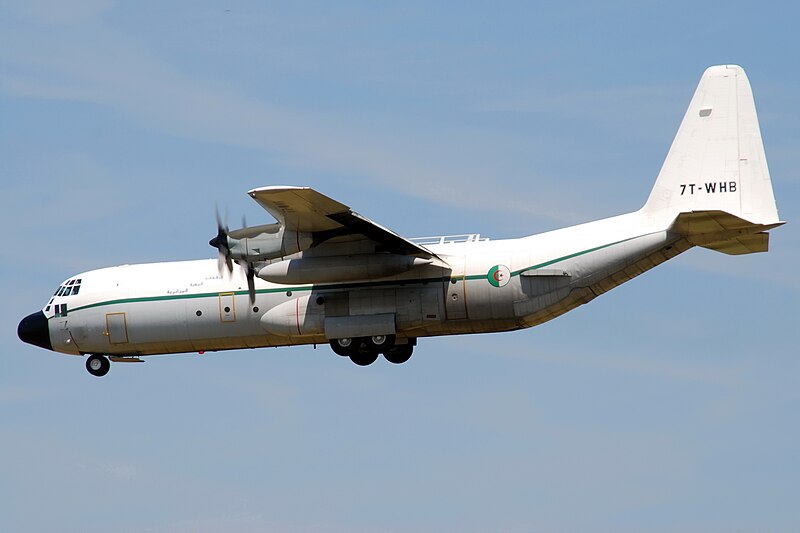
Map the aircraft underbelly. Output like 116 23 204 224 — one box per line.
514 231 684 326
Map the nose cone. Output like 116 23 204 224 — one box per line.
18 311 52 351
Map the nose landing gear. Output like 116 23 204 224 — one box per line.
85 354 110 377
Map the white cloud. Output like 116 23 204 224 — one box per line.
0 5 627 225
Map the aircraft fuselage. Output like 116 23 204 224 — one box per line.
24 211 682 359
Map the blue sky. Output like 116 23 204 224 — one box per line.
2 1 799 531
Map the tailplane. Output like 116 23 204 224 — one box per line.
642 65 783 253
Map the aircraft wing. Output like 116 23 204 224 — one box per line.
247 186 437 258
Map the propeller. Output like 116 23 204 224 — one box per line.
209 208 257 305
210 208 233 274
245 264 256 304
239 213 257 304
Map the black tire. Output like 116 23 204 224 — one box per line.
330 338 357 357
383 343 413 365
365 334 395 352
86 355 110 377
350 347 380 366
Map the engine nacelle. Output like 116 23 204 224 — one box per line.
226 224 313 262
260 295 398 339
256 254 432 284
260 295 324 337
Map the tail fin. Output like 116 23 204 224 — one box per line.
642 65 781 227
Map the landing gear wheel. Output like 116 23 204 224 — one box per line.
330 338 356 357
86 355 110 377
366 334 395 352
350 347 380 366
383 343 413 365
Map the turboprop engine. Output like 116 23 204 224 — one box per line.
257 254 432 284
211 222 314 264
209 219 314 303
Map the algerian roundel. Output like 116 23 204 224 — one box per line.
487 265 511 287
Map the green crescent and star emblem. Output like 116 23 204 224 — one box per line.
487 264 511 287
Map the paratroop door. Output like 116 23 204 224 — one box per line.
105 313 129 344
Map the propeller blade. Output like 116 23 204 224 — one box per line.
210 206 233 275
246 265 256 305
217 250 232 275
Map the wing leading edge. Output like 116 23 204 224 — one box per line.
247 186 437 258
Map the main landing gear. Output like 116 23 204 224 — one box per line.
86 354 110 377
329 336 414 366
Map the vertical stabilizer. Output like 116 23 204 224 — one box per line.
642 65 780 226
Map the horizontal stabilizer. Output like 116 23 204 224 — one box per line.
701 232 770 255
671 210 783 255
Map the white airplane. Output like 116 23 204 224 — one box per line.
18 65 783 376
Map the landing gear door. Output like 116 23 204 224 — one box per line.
444 256 468 320
105 313 129 344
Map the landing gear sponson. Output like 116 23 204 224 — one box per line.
329 336 415 366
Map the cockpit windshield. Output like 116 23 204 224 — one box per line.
52 279 82 297
46 279 82 315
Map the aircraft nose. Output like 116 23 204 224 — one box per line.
18 311 53 351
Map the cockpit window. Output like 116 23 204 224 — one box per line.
53 279 83 298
